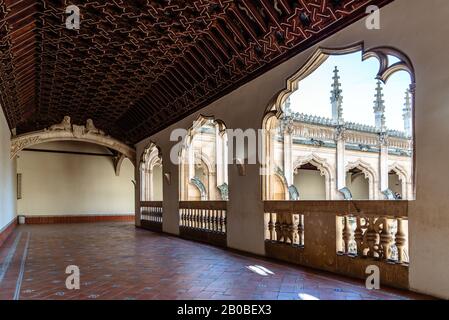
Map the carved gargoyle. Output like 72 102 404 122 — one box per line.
48 116 71 131
85 119 105 136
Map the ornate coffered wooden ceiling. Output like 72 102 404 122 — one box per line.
0 0 392 144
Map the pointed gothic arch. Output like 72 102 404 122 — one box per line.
263 42 415 118
293 154 334 200
261 42 415 201
140 142 163 201
345 160 377 200
389 162 412 200
179 114 228 201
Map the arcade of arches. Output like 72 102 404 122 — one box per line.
0 0 448 300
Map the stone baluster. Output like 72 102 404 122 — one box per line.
209 210 213 231
216 210 221 232
210 210 215 232
196 210 201 229
380 217 392 261
292 214 299 245
221 211 226 233
396 218 407 264
188 209 192 228
286 215 294 244
216 211 220 232
342 216 352 254
298 215 304 246
354 217 364 256
275 216 282 243
201 210 209 230
268 213 274 241
188 209 193 228
191 209 195 227
202 209 207 230
180 209 184 226
365 217 379 258
220 210 226 233
281 215 289 243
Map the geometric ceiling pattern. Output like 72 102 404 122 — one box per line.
0 0 393 144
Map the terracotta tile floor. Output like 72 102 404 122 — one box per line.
0 222 430 300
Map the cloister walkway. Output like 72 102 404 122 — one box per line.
0 223 429 300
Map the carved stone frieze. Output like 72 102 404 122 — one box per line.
11 117 135 162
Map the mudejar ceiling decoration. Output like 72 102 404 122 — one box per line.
0 0 392 144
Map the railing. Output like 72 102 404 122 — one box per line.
179 201 227 247
140 201 163 232
264 201 409 289
338 214 409 264
266 212 304 247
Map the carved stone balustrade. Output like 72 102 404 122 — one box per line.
338 214 409 264
179 201 227 247
140 201 163 232
264 200 409 290
266 212 304 247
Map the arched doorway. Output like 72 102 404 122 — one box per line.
346 167 370 200
140 142 163 202
179 115 228 201
293 163 326 200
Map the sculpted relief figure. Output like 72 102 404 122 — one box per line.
86 119 105 136
48 116 71 131
45 116 105 136
11 115 134 161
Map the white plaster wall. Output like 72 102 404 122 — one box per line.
0 107 16 231
17 141 135 216
135 0 449 298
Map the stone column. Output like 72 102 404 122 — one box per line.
145 167 151 201
283 127 293 187
373 81 386 132
140 166 145 201
148 169 154 201
403 89 412 137
188 143 195 180
215 126 225 187
335 127 346 195
379 134 389 198
223 133 228 185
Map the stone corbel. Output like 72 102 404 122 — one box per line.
113 153 126 177
235 158 246 176
164 172 171 185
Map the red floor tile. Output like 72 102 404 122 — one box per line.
0 222 432 300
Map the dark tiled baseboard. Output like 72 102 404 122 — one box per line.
0 218 17 247
23 215 135 224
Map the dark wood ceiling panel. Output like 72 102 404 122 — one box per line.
0 0 393 144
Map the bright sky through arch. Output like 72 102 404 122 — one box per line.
287 51 412 132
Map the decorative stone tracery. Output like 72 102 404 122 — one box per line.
179 115 228 201
140 142 163 202
11 117 136 169
345 160 378 200
262 43 415 201
293 154 335 200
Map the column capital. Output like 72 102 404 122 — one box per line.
334 125 346 141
